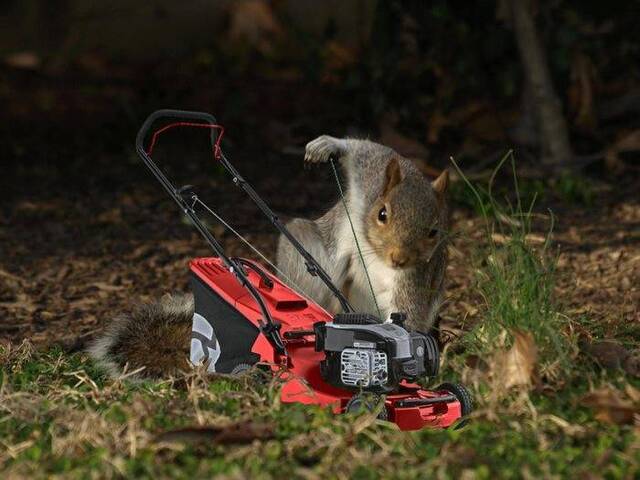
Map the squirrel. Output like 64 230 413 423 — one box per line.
277 135 449 332
88 136 449 379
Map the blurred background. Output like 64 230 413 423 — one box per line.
1 0 639 345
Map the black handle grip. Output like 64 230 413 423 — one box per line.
135 109 219 157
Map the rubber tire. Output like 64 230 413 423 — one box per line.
344 394 388 420
230 363 253 376
437 382 473 429
423 333 440 377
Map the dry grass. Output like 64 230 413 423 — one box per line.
1 336 639 479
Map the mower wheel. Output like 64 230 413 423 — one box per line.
423 333 440 377
437 382 473 429
344 394 388 420
230 363 253 375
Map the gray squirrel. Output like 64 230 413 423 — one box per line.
278 135 449 332
88 136 449 378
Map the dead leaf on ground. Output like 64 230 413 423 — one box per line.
491 329 538 390
625 384 640 403
155 420 275 445
581 387 639 425
4 51 41 70
97 208 123 224
491 233 546 245
459 301 478 317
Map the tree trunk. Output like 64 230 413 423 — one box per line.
508 0 573 168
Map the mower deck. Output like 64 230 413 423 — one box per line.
191 257 463 430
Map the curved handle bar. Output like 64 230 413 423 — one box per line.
135 109 287 356
135 109 219 157
137 110 352 314
135 109 352 352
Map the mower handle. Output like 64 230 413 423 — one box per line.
136 109 353 314
135 109 219 156
135 109 287 356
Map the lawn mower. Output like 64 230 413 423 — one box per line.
135 109 472 431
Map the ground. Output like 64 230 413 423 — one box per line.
1 71 640 478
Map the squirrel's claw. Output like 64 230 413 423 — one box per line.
305 135 343 165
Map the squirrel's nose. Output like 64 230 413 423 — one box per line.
390 250 408 268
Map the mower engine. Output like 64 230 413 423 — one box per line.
315 313 440 393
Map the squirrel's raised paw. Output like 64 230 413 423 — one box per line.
304 135 344 166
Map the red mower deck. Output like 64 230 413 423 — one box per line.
191 257 463 430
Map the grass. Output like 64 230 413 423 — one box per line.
2 156 638 479
1 344 638 479
450 153 570 370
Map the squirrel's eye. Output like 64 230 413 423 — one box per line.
378 206 388 224
428 229 438 238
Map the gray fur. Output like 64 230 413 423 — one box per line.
278 136 448 331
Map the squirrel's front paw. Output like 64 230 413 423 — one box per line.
305 135 344 166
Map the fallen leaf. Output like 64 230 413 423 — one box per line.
581 387 638 425
491 233 546 245
4 51 41 69
88 282 125 292
492 330 538 389
97 208 123 224
459 301 478 317
155 420 275 445
625 384 640 403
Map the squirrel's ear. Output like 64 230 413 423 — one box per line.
383 158 402 197
431 169 449 195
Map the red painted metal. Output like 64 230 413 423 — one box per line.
190 257 463 431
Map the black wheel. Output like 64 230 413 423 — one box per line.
437 382 473 429
344 394 388 420
423 334 440 377
230 363 253 375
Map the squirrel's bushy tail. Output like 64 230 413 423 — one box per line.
87 293 194 379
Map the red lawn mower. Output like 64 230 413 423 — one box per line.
136 109 472 431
